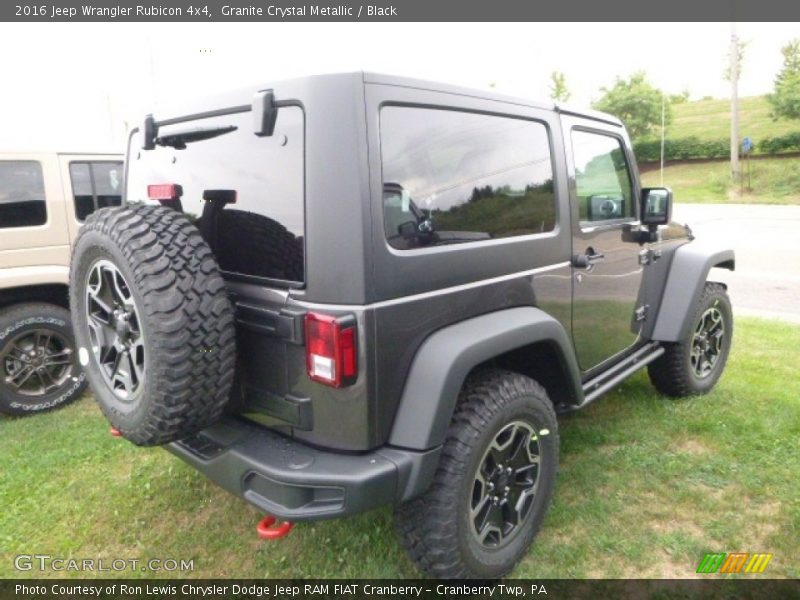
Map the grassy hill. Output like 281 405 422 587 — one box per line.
635 96 800 160
660 96 796 141
634 95 800 204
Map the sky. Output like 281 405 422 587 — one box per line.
1 22 797 151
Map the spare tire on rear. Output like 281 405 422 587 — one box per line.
69 204 236 446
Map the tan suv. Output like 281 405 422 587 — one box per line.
0 152 123 415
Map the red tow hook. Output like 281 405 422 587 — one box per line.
110 427 122 437
256 515 294 539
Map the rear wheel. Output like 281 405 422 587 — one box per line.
69 205 236 445
0 303 86 416
395 369 558 578
648 282 733 397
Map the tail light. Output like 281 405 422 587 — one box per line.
304 313 357 388
147 183 183 202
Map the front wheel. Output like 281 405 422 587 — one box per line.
648 282 733 397
0 303 86 415
395 369 559 578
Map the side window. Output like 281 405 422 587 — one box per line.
571 130 634 223
380 106 557 250
0 161 47 228
69 163 94 220
69 161 123 221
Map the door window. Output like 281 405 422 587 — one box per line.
571 130 634 224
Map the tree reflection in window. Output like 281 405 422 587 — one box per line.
381 107 557 250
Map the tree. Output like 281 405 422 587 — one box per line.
768 39 800 121
669 89 691 104
549 71 571 103
592 72 671 140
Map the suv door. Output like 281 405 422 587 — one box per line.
0 154 70 270
562 117 645 373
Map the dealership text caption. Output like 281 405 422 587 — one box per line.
15 583 548 598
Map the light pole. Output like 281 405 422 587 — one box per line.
730 25 740 182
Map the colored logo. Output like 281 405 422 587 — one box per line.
696 552 773 574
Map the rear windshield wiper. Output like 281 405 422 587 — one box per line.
155 125 237 149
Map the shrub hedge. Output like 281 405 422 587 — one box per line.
758 132 800 154
634 131 800 163
633 137 728 162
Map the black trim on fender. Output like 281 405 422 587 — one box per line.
388 307 583 451
651 244 735 342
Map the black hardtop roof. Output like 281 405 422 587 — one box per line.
148 71 623 129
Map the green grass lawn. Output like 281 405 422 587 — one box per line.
1 318 798 579
641 156 800 204
645 96 800 145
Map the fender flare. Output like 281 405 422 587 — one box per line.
651 243 735 343
388 306 582 451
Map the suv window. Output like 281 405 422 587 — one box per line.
571 129 634 223
69 161 124 221
0 161 47 228
126 107 305 284
380 107 556 250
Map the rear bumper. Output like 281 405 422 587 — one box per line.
167 417 441 521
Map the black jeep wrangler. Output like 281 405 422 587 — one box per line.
69 72 734 578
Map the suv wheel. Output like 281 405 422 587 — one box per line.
0 303 86 416
69 205 236 445
648 282 733 397
395 369 558 578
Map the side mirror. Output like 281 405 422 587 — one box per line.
141 114 157 151
398 221 418 239
640 187 672 227
253 90 278 137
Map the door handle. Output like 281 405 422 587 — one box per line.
572 248 605 269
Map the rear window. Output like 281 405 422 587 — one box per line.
69 161 124 220
0 161 47 228
380 106 556 250
126 107 305 284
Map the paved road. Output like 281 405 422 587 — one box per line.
673 204 800 323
